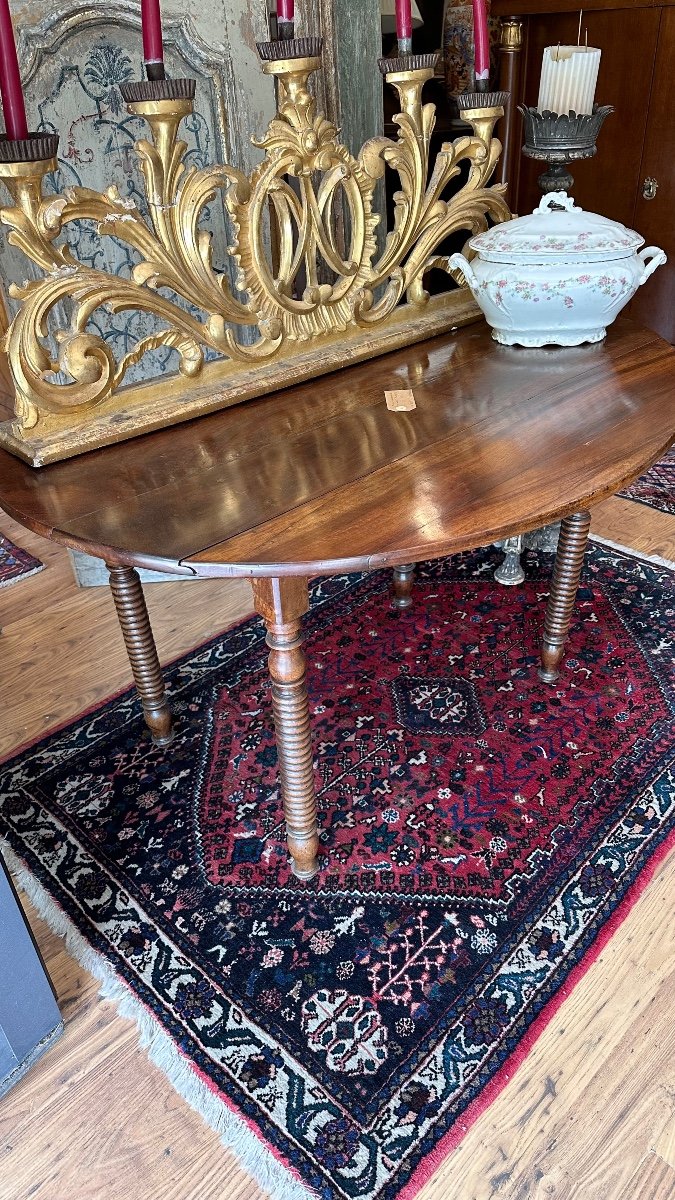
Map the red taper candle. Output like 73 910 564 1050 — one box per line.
141 0 164 69
277 0 294 38
472 0 490 87
395 0 413 51
0 0 28 141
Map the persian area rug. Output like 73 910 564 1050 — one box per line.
1 545 674 1200
617 447 675 516
0 532 44 589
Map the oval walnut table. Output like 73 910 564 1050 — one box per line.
1 319 673 880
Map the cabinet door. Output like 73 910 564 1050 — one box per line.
516 8 660 227
0 854 62 1097
628 8 675 343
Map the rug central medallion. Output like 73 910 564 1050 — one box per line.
194 557 669 910
389 675 486 735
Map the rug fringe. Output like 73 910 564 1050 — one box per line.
589 534 675 572
2 843 319 1200
0 562 45 589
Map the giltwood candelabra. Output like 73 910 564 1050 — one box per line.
0 40 511 465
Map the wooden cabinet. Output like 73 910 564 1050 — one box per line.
630 7 675 342
493 0 675 342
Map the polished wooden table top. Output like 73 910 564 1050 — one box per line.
0 319 673 577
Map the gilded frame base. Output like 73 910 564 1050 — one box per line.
0 290 481 466
0 49 510 467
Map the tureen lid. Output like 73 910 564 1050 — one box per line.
470 193 644 263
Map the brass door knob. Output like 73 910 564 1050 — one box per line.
642 177 659 200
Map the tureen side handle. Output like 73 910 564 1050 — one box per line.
447 253 478 289
638 246 667 285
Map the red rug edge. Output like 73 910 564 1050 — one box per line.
398 823 675 1200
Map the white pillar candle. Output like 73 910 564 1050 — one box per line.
537 45 601 116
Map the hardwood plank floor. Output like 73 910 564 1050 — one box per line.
0 497 673 1200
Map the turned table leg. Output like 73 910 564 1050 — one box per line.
391 563 415 610
538 511 591 684
252 577 319 881
107 563 174 746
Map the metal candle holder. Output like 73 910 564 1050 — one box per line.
519 104 614 193
458 90 511 115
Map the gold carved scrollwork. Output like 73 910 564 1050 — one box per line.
0 52 511 462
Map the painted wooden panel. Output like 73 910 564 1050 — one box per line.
0 1 386 385
0 1 279 380
305 0 385 257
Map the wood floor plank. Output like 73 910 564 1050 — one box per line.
591 495 675 564
506 993 675 1199
0 491 673 1200
616 1153 675 1200
0 513 253 760
653 1110 675 1171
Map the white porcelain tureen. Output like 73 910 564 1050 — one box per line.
449 192 666 348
